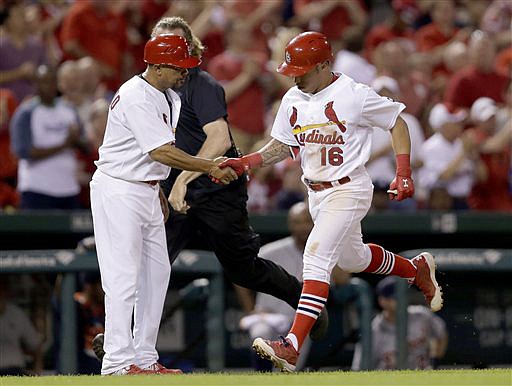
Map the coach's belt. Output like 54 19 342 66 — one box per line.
305 176 351 192
142 180 159 186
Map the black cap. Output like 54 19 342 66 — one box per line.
376 276 397 298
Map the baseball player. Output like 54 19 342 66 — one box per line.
90 34 236 376
152 18 328 339
352 276 448 370
220 31 444 372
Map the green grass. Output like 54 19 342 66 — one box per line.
1 369 511 386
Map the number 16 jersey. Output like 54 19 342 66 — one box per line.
271 73 405 182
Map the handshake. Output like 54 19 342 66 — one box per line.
209 153 263 184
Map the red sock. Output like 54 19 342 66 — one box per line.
287 280 329 352
363 243 416 279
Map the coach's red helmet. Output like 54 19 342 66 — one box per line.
277 32 333 77
144 34 200 68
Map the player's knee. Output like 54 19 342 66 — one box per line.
303 264 330 283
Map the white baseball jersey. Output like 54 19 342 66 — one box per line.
271 74 405 182
95 75 181 182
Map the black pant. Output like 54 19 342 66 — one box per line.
165 183 302 309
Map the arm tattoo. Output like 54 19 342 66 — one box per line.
259 139 291 167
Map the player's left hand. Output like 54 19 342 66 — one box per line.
388 175 415 201
158 186 170 222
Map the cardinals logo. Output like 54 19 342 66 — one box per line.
324 101 346 133
290 106 298 127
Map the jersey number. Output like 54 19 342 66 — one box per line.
110 95 120 110
320 146 344 166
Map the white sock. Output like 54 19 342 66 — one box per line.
286 333 299 351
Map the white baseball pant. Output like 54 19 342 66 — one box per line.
90 170 171 375
304 167 374 283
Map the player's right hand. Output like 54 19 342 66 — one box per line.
218 158 247 176
389 175 415 201
209 165 238 184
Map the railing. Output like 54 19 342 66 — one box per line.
0 249 225 374
396 249 512 369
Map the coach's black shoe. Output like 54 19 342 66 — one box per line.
309 307 328 341
92 333 105 361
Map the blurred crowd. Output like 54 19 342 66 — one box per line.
0 0 511 213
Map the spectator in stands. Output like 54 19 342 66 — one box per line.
223 0 283 56
444 31 510 109
373 40 429 118
291 0 367 42
414 0 471 71
76 57 113 103
480 0 512 49
208 20 267 154
0 280 43 375
74 272 105 374
426 187 454 211
267 27 302 96
0 88 19 209
60 0 128 92
9 65 83 210
333 28 376 86
443 42 469 76
0 1 48 102
467 97 512 211
419 103 485 210
57 60 89 123
352 276 448 370
364 0 416 60
77 98 109 208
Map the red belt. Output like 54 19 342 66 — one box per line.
142 180 159 186
305 176 351 192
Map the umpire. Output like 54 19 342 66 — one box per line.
154 17 327 339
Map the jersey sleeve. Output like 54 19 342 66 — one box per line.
191 74 228 127
124 102 175 154
361 87 406 131
270 100 297 146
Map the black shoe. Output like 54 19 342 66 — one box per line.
309 307 329 341
92 333 105 361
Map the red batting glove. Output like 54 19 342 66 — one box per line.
218 153 263 177
389 154 415 201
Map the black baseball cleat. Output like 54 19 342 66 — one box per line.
309 307 329 341
92 333 105 361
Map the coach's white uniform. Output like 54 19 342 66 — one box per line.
90 75 180 374
271 74 405 283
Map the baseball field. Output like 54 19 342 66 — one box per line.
1 369 511 386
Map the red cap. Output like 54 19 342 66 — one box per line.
277 31 333 77
144 34 200 68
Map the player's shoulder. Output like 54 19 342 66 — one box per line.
192 67 223 90
117 76 157 106
338 73 372 95
281 87 307 105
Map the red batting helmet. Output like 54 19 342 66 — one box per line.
144 34 201 68
277 31 333 77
